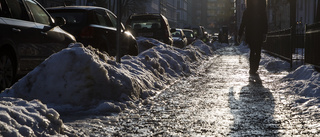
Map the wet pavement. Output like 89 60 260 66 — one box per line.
63 46 320 136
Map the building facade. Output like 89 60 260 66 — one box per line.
267 0 291 31
296 0 319 29
190 0 208 28
163 0 178 27
176 0 189 28
207 0 235 33
266 0 319 32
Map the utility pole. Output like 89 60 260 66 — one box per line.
116 0 122 63
317 0 320 22
289 0 296 68
290 0 296 31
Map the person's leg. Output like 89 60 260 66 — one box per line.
249 40 262 74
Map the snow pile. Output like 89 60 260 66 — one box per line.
212 41 230 50
1 39 213 107
0 97 66 136
282 65 320 97
0 38 214 136
260 52 290 72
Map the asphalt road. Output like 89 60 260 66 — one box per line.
63 46 320 136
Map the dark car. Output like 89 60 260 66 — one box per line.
219 26 229 43
182 29 196 45
47 6 138 56
172 29 188 48
126 13 175 46
184 25 208 43
0 0 76 91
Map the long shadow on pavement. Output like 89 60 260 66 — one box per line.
228 74 280 136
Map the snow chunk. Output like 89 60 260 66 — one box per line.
0 97 65 136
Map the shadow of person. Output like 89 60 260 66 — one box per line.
229 74 280 136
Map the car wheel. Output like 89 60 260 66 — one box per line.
0 50 15 91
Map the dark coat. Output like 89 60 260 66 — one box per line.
238 7 268 44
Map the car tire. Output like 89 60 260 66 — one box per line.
0 50 16 91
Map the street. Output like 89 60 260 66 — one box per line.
62 45 320 136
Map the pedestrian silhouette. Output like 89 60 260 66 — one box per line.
228 75 279 136
238 0 268 74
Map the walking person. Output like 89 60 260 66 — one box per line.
238 0 268 75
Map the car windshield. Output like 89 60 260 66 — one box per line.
172 30 182 37
130 18 162 30
192 29 199 36
183 31 194 38
49 11 86 25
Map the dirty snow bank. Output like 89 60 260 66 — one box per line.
0 97 66 136
2 39 212 106
281 65 320 121
0 38 214 136
282 65 320 97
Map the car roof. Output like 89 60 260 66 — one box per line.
129 13 164 19
47 6 111 12
182 29 193 32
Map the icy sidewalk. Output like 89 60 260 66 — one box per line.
62 45 320 136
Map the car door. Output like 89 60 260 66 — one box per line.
91 9 117 54
24 0 72 62
1 0 43 72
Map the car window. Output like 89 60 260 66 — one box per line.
130 18 162 30
193 29 199 36
109 12 126 30
25 0 50 25
94 11 113 27
0 1 2 13
4 0 29 20
172 30 182 37
107 12 118 28
0 0 12 18
49 11 86 25
183 31 194 38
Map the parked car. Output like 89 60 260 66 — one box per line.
172 29 188 48
126 13 175 46
47 6 138 56
219 26 229 43
182 29 196 45
204 31 212 43
0 0 76 91
212 33 219 42
184 25 208 43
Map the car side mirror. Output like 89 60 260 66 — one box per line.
170 28 176 33
54 17 66 26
